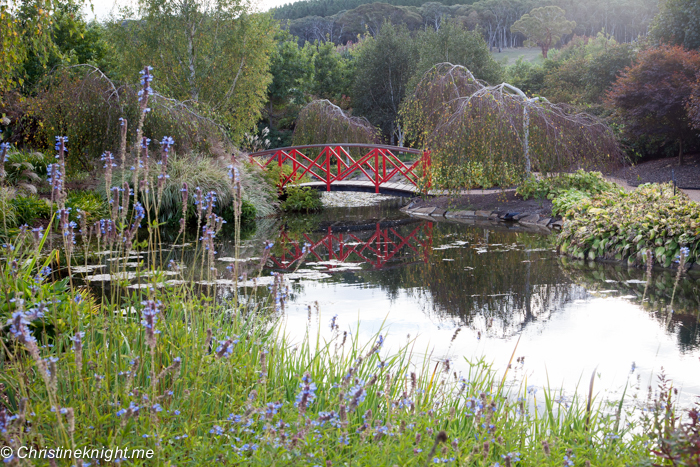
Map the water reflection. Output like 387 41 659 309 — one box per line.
78 202 700 405
261 210 700 407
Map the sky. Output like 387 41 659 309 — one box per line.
83 0 290 21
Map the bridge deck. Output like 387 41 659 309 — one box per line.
299 181 420 196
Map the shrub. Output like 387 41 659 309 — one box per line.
280 185 322 212
11 194 52 226
65 190 109 225
517 170 615 200
557 183 700 267
109 153 274 225
2 148 49 194
550 188 589 217
222 199 257 226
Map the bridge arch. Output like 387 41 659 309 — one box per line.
248 143 431 194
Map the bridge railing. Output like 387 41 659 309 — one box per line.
247 143 431 193
270 221 433 270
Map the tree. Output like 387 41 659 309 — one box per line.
292 99 380 145
311 40 354 101
511 6 576 58
411 20 502 89
352 22 416 144
651 0 700 50
267 31 314 123
107 0 276 142
606 45 700 165
0 0 83 96
401 64 622 189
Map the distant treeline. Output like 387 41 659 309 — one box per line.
275 0 659 48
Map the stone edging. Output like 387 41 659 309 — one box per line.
401 204 564 230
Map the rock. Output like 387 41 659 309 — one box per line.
537 217 552 226
489 212 501 220
431 208 447 217
519 214 540 225
513 213 529 220
413 207 436 215
445 211 474 219
475 210 492 218
551 219 565 229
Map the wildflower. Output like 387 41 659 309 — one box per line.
141 300 161 349
330 314 338 330
6 310 36 346
295 373 317 415
348 380 366 412
215 336 239 358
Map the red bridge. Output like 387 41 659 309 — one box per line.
270 221 433 271
248 143 431 195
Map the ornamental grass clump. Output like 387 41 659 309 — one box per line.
557 183 700 268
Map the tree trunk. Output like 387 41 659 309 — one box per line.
679 139 684 166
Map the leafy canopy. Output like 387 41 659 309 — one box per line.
511 6 576 58
651 0 700 50
606 45 700 164
107 0 277 142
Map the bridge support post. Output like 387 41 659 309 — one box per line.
374 149 379 193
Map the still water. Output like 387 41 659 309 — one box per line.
86 199 700 408
255 201 700 409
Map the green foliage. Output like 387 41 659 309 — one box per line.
65 190 109 224
267 31 314 107
511 6 576 59
517 170 615 200
432 160 523 190
11 194 51 226
550 188 589 217
411 20 503 87
557 183 700 268
0 0 55 95
402 65 622 189
280 185 323 212
223 198 257 226
19 1 110 90
311 40 355 101
106 1 277 143
1 148 49 193
352 22 416 143
651 0 700 50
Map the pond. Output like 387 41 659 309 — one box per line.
84 197 700 409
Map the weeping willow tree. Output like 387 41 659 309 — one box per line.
401 63 624 190
292 99 381 146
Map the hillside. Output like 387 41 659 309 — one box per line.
276 0 658 50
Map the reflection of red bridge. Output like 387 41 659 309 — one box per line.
270 222 433 270
249 143 431 195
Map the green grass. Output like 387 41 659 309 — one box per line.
493 47 544 65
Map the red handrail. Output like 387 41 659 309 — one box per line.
248 144 431 193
